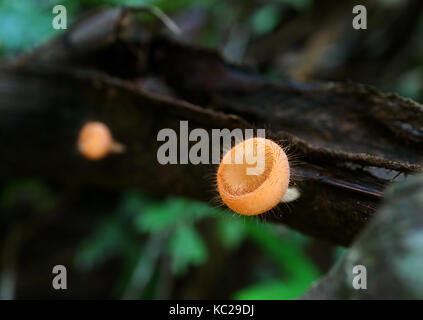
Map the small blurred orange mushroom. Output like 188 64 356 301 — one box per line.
78 121 125 160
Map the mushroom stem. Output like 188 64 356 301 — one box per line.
110 141 126 154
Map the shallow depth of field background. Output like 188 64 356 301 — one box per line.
0 0 422 299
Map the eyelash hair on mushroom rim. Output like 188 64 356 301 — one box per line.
214 136 299 216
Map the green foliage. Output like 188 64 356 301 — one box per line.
0 0 75 53
75 190 322 299
0 178 56 213
235 280 310 300
234 223 320 300
0 0 314 56
250 0 313 36
167 224 208 275
396 69 423 101
75 216 139 271
217 216 246 250
133 196 218 276
135 197 218 233
0 0 315 55
76 192 219 297
251 5 280 36
333 246 347 263
0 0 228 58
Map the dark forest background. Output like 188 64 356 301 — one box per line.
0 0 422 299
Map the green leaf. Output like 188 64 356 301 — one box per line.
75 217 138 271
246 223 320 283
75 218 121 270
118 190 151 218
333 246 347 263
0 0 76 53
217 216 246 250
167 225 208 275
0 178 55 213
134 203 177 233
233 223 321 300
396 70 422 101
134 198 217 234
234 280 311 300
250 5 280 36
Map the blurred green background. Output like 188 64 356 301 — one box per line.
1 0 422 101
1 0 422 299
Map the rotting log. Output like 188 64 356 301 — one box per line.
1 7 423 246
302 174 423 299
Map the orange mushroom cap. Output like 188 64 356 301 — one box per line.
78 122 113 160
217 137 290 215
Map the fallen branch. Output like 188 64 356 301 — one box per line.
302 174 423 299
2 8 423 246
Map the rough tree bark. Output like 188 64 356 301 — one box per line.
302 174 423 299
1 7 423 247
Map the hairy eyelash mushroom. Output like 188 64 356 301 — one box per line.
78 121 125 160
217 137 290 216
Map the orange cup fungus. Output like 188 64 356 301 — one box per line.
78 121 124 160
217 137 290 215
